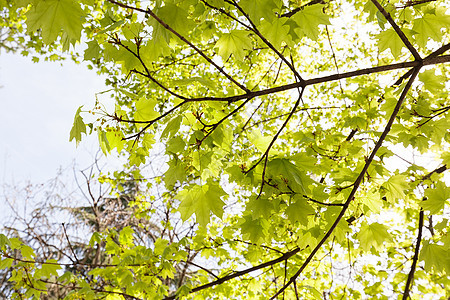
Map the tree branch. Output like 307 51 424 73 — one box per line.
393 43 449 85
245 88 305 174
225 0 304 82
105 0 250 93
163 247 303 300
281 0 326 18
402 209 424 300
370 0 421 61
270 65 422 299
184 54 450 103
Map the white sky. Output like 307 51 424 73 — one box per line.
0 52 105 184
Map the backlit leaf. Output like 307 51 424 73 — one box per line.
421 181 450 214
69 106 86 145
26 0 84 43
215 30 252 61
176 182 226 227
293 4 330 40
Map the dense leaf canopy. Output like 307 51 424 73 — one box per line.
1 0 450 299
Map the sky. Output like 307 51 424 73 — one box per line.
0 52 106 185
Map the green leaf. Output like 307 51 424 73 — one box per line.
267 158 307 193
293 4 330 40
39 259 61 278
171 77 217 89
285 195 315 226
240 0 279 24
362 191 384 214
84 40 101 60
21 245 35 259
381 175 409 201
420 240 450 273
69 106 86 145
240 215 269 244
259 17 291 48
215 30 253 61
358 222 392 251
248 129 271 153
418 69 446 94
162 116 182 139
101 129 125 154
0 234 11 250
89 232 102 246
164 158 186 188
246 196 274 219
421 182 450 214
377 28 404 58
149 3 195 44
26 0 85 44
0 257 13 269
300 285 323 300
119 226 135 247
176 182 226 227
134 98 159 122
413 14 445 48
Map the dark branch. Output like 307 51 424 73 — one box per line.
281 0 326 18
245 88 305 174
163 247 303 300
394 43 450 85
402 209 424 300
370 0 421 61
420 165 447 181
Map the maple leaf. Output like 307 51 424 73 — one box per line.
267 158 307 193
240 215 269 243
148 3 195 44
420 241 450 273
418 69 446 94
421 182 450 214
176 182 226 227
285 196 315 226
358 222 392 251
240 0 279 24
215 30 253 61
69 106 86 145
133 98 159 122
377 28 404 58
248 129 272 153
381 175 409 201
413 14 445 48
26 0 85 44
293 4 330 40
260 18 291 48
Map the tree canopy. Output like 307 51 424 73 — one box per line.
1 0 450 298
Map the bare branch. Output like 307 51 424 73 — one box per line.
402 209 424 300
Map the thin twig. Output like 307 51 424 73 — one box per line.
61 223 79 264
245 88 305 174
281 0 326 18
